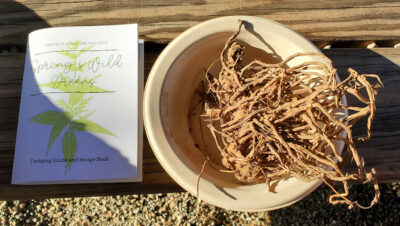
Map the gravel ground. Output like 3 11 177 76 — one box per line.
1 182 399 225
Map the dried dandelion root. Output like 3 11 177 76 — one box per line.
200 20 383 209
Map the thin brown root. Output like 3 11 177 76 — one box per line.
196 159 208 198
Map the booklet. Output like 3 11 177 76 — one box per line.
12 24 143 184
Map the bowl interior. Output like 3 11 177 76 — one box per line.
160 26 334 186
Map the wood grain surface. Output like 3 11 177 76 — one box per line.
0 45 399 200
1 0 400 48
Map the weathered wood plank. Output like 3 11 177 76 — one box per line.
1 0 400 47
323 48 400 182
0 47 399 200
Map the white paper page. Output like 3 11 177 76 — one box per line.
12 25 141 184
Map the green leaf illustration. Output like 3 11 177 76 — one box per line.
33 38 112 174
30 111 64 125
71 119 116 137
77 58 93 71
62 130 77 173
56 99 71 112
68 63 82 73
67 39 81 50
69 61 91 72
59 51 77 59
52 62 73 70
75 46 93 59
47 112 71 154
60 40 92 61
80 110 95 120
40 82 107 93
69 93 83 106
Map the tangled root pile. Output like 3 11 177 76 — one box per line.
198 20 383 209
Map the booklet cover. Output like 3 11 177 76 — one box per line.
12 24 143 184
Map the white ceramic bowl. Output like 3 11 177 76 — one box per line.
144 16 346 211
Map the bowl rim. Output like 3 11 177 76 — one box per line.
143 15 347 211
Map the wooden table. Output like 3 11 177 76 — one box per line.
0 0 399 200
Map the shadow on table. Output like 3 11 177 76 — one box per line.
0 1 51 51
0 0 53 183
